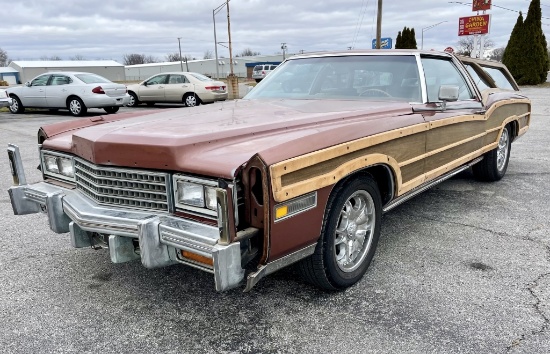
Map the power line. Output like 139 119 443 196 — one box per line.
351 0 370 49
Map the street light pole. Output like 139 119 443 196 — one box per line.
226 0 234 76
177 37 183 71
421 21 448 50
213 1 228 80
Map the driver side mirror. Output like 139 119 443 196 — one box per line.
438 85 459 102
143 82 148 86
25 82 31 87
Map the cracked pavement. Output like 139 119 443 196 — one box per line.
0 87 549 353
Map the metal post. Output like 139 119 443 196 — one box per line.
281 43 287 60
213 9 219 79
227 0 234 76
177 37 183 71
376 0 382 49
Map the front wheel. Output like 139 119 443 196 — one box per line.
9 96 25 114
299 175 382 290
473 125 511 181
67 97 87 116
126 92 139 107
104 106 119 114
183 93 200 107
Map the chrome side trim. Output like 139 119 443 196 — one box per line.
244 244 317 292
383 157 483 213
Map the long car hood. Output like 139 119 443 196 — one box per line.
42 99 418 178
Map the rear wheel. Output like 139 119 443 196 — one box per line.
67 97 87 116
104 106 120 114
473 124 511 181
127 92 139 107
299 175 382 290
9 96 25 114
183 93 200 107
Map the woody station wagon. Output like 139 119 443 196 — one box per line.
7 50 531 292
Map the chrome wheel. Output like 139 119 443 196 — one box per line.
496 127 510 172
9 99 19 113
69 99 82 115
184 94 197 107
127 94 136 107
334 190 376 273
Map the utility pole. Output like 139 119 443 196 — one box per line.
376 0 383 49
177 37 184 71
281 43 287 60
227 0 234 76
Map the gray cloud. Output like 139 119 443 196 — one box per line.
2 0 546 62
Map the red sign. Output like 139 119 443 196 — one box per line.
472 0 491 12
458 15 490 36
444 47 455 53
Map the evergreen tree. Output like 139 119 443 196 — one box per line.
403 27 411 48
504 0 548 85
502 12 524 77
410 28 418 49
396 31 402 49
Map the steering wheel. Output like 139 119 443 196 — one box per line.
359 88 392 98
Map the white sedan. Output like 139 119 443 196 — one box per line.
7 72 130 116
0 88 12 108
126 72 228 107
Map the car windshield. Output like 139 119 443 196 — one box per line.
188 73 213 82
244 55 421 102
75 74 112 84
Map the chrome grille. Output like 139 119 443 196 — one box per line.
75 159 170 211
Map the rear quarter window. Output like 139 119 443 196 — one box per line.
482 67 516 90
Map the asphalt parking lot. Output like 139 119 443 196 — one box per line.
0 90 549 353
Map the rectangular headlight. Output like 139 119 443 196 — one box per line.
204 187 218 211
177 181 205 207
41 151 75 181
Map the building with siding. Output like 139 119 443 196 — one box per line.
8 60 125 83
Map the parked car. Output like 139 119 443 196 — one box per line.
6 50 530 292
252 64 278 82
7 72 130 116
0 88 13 108
126 72 228 107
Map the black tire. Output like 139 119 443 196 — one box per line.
104 106 120 114
255 79 261 83
127 92 139 107
473 124 511 181
9 95 25 114
145 102 155 107
183 93 200 107
67 97 87 116
299 175 382 290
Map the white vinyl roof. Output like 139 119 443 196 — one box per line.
10 60 123 68
0 67 18 73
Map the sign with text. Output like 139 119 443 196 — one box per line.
371 37 393 49
472 0 491 12
458 15 490 36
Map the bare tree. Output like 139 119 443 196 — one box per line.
0 48 9 66
70 54 86 61
40 55 62 61
237 48 260 57
123 54 158 65
165 52 192 62
203 50 213 59
487 47 506 62
456 36 494 56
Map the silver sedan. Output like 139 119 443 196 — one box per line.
0 88 13 108
7 72 130 116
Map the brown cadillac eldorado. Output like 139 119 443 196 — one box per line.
7 50 531 292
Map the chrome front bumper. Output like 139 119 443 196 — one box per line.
7 147 244 292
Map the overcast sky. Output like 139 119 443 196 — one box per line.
2 0 548 63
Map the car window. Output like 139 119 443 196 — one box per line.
31 75 50 86
75 74 111 84
245 55 420 102
145 75 168 85
168 75 187 84
50 75 72 86
270 65 277 70
464 65 490 91
188 73 212 82
482 67 515 90
421 57 474 101
253 65 262 71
